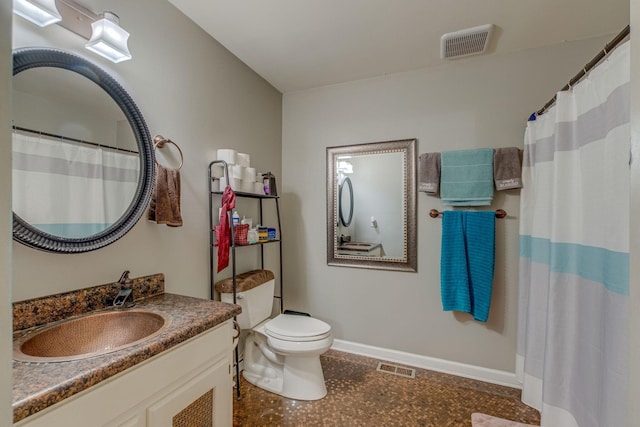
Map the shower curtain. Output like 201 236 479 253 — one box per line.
12 132 140 238
517 41 629 427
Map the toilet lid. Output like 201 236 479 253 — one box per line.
265 314 331 342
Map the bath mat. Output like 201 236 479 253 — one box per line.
471 413 538 427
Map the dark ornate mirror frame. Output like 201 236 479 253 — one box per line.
326 139 417 272
12 48 154 253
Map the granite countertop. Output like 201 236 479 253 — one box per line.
12 276 241 423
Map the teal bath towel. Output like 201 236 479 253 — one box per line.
440 148 494 206
440 211 495 322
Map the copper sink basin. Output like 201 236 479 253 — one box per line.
14 309 171 363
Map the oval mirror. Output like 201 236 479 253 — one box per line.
12 48 154 253
338 177 353 227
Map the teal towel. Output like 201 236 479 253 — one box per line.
440 211 495 322
440 148 494 206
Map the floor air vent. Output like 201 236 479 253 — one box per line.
441 24 494 59
376 362 416 379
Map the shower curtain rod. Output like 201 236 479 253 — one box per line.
536 25 630 116
13 125 139 155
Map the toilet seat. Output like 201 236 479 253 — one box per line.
264 314 332 342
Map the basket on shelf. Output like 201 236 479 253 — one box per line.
213 223 250 246
234 224 250 245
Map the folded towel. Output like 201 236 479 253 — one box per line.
148 163 183 227
493 147 522 190
418 152 441 194
440 211 495 322
440 149 494 206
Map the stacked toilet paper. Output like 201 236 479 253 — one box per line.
215 148 265 194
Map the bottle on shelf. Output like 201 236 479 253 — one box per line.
232 210 240 227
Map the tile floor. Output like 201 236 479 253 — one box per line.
233 349 540 426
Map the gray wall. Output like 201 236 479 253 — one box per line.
11 0 282 302
281 35 613 372
0 2 12 425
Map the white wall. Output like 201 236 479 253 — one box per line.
11 0 282 302
0 2 12 425
282 36 612 372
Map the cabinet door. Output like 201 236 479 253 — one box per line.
146 357 231 427
105 413 145 427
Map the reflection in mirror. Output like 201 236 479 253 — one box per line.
327 139 417 272
12 68 139 238
338 176 353 227
12 48 154 253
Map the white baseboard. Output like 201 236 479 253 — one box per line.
330 339 520 389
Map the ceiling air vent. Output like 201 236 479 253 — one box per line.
441 24 494 59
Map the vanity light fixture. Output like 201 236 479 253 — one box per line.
13 0 132 63
337 160 353 175
13 0 62 27
85 12 132 63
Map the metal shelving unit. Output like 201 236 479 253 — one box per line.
207 160 283 399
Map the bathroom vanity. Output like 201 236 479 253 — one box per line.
337 242 382 257
12 274 241 426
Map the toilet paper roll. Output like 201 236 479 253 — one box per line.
216 149 237 165
211 164 224 178
241 179 254 193
243 167 256 182
219 176 240 190
229 177 241 190
237 153 250 167
254 182 265 194
231 164 245 179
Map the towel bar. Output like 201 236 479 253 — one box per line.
429 209 506 219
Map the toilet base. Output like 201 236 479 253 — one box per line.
281 354 328 400
242 331 329 400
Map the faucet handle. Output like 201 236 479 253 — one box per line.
118 270 131 286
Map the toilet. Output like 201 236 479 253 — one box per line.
216 270 333 400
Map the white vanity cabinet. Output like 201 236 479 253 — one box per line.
15 321 234 427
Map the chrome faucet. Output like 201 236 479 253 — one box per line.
113 270 133 308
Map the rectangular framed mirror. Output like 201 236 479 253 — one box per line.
326 139 417 272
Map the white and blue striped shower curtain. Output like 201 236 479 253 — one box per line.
12 132 140 238
517 41 629 427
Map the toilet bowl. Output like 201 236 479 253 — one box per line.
215 270 333 400
243 314 333 400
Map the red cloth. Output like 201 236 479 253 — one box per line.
217 185 236 272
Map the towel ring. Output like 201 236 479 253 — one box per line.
153 135 184 170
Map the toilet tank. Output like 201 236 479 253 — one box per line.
214 270 275 329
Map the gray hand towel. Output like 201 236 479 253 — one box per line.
418 152 441 194
493 147 522 191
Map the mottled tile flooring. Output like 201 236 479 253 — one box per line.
233 349 540 426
